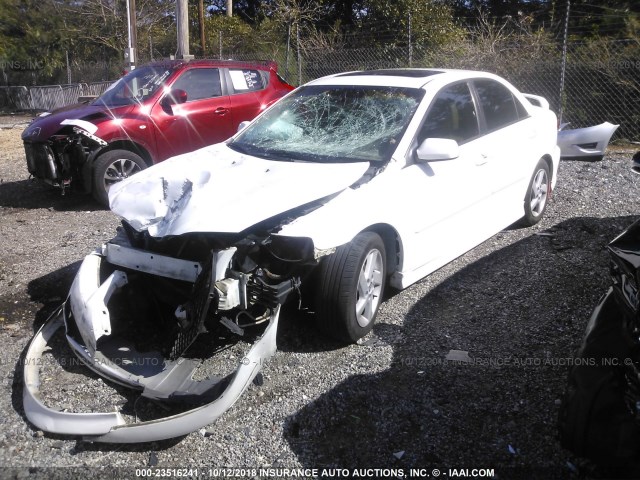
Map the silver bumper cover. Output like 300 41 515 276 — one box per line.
558 122 619 158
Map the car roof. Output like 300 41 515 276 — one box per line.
142 59 278 72
307 68 501 89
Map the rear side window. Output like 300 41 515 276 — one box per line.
171 68 222 101
229 69 265 92
474 79 525 132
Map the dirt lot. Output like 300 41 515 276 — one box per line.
1 115 639 479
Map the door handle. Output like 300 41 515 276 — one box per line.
213 107 229 115
475 153 488 166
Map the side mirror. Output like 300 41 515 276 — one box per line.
416 138 460 162
237 120 251 133
160 89 188 109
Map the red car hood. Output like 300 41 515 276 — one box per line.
21 103 134 142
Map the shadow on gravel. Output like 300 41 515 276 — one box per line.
283 215 639 478
27 262 82 332
0 179 104 212
277 308 353 355
276 289 406 355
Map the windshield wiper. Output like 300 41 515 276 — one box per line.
227 142 251 155
256 150 299 162
228 143 300 162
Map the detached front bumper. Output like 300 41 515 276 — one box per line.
22 246 281 443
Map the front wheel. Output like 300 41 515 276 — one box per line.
315 232 386 343
522 159 550 226
92 149 146 206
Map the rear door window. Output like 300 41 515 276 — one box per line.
229 69 266 93
474 79 526 132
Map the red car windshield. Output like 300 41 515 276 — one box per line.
94 65 176 107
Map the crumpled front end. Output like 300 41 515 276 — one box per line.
22 222 314 442
23 118 107 194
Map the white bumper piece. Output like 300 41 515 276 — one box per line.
22 245 281 443
23 306 280 443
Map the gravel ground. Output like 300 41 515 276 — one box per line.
1 114 639 479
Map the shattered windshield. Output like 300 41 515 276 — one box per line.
229 85 424 163
94 65 176 107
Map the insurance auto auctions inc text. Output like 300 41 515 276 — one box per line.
205 467 495 478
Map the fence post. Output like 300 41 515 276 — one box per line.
285 24 291 82
408 12 413 68
558 0 570 124
296 24 301 85
66 50 71 84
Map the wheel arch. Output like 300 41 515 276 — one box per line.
100 140 153 167
522 156 552 226
361 223 403 279
81 141 153 194
540 153 553 183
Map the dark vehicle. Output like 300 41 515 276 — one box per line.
22 60 294 205
559 219 640 472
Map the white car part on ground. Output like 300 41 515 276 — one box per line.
23 305 280 443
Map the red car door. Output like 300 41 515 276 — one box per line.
150 67 235 161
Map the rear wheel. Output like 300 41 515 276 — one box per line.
315 232 386 343
522 159 550 226
92 149 146 206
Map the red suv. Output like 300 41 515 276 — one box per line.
22 60 294 205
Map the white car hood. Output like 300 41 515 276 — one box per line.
109 144 370 237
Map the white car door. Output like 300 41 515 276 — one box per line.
472 79 539 225
395 81 499 276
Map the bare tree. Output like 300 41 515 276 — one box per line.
61 0 174 57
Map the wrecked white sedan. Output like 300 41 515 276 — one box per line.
24 69 560 442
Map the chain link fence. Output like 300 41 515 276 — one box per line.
268 39 639 140
0 82 114 112
561 40 640 139
2 36 639 141
235 38 640 141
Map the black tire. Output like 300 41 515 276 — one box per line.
92 149 146 206
315 232 386 343
522 159 550 226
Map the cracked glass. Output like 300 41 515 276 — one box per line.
95 65 176 107
229 85 424 163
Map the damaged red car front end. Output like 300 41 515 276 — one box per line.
22 60 293 205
